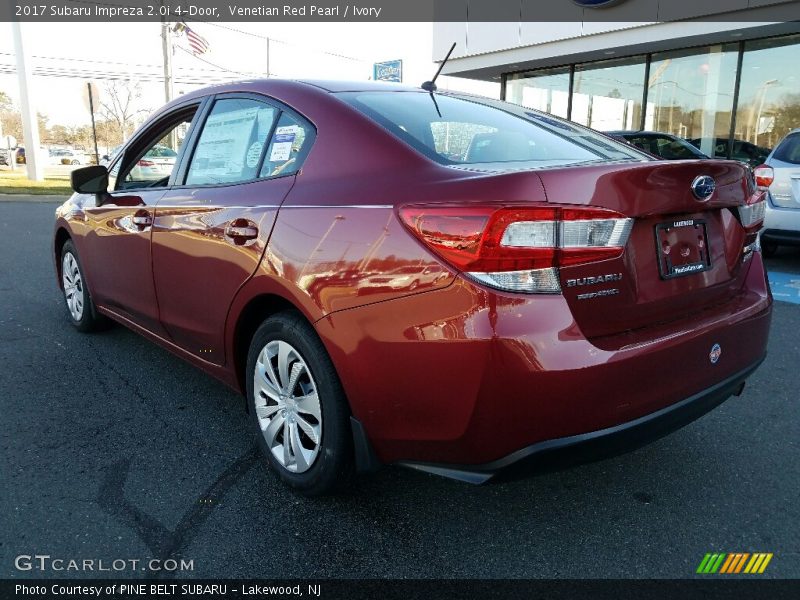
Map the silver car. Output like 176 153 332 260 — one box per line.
759 129 800 256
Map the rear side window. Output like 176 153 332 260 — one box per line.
773 134 800 164
186 98 277 186
339 91 644 166
259 113 314 178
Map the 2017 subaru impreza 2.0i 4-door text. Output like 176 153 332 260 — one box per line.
54 80 772 495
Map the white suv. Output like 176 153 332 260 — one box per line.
758 129 800 256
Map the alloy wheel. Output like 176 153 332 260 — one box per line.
253 340 322 473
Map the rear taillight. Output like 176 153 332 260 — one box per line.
737 191 767 260
138 159 155 167
738 197 766 230
753 164 774 190
398 205 633 293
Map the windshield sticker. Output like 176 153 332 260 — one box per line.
189 107 259 179
246 141 263 168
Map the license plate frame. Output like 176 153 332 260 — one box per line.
655 218 712 280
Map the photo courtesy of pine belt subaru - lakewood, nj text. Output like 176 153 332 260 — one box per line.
54 80 772 495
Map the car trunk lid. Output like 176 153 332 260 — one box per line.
534 160 754 339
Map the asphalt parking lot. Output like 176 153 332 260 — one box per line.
1 198 798 579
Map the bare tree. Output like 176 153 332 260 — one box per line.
98 80 150 146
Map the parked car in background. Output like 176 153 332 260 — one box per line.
55 80 771 495
689 138 770 167
606 131 709 160
126 144 178 181
49 148 85 165
755 129 800 256
61 149 85 165
357 264 447 293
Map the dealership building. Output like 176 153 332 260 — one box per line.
434 0 800 161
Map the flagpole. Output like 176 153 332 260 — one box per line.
160 1 174 104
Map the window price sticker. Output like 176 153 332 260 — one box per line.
269 126 298 162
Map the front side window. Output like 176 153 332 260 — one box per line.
118 112 195 190
340 91 643 167
186 98 278 186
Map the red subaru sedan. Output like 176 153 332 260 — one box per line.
54 80 772 495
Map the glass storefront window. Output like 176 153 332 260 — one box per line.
505 67 570 119
646 44 738 159
572 57 645 131
735 34 800 160
502 34 800 164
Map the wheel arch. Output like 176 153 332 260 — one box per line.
231 293 303 399
54 226 72 288
231 290 381 473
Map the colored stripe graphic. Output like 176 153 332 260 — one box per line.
697 554 713 573
719 554 736 574
758 553 773 573
699 553 773 574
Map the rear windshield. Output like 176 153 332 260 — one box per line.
338 91 645 167
773 133 800 164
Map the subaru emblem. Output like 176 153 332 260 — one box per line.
691 175 716 201
709 343 722 365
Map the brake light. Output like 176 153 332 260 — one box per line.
753 164 774 189
737 191 767 260
398 205 633 293
138 159 155 167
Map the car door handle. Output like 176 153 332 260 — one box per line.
132 211 152 229
224 220 259 244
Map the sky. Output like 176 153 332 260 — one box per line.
0 21 499 129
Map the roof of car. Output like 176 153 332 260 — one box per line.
175 78 434 101
296 79 423 93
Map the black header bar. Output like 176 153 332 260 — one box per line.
2 0 800 22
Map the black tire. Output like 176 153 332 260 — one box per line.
71 160 80 165
761 241 778 258
60 240 104 332
246 311 353 496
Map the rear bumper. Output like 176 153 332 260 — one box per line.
399 356 764 484
316 254 772 468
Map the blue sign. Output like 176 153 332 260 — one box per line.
572 0 627 7
768 270 800 305
373 60 403 83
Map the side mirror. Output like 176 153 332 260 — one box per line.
71 165 108 195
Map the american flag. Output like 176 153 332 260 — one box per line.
173 22 210 56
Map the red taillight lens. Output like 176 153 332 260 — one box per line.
398 204 633 293
138 159 155 167
753 164 774 189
